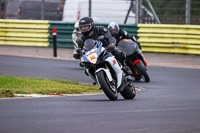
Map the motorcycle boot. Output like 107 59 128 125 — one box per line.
122 62 132 75
121 51 132 75
125 75 134 86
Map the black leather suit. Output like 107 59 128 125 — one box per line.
112 29 141 49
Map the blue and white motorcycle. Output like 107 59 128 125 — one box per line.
80 39 136 100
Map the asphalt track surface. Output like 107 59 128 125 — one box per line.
0 55 200 133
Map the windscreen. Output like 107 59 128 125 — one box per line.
84 39 96 51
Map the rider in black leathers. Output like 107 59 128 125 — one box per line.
108 22 141 49
76 17 132 75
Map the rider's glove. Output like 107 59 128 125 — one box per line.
107 43 115 51
75 47 82 53
97 35 105 41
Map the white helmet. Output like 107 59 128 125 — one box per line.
74 21 79 31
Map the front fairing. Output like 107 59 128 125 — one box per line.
81 42 105 68
117 39 139 56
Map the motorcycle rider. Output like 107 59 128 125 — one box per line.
108 22 141 49
72 21 82 59
76 17 132 75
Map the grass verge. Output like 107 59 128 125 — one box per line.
0 76 100 98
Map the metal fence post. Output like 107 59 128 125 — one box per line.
136 0 143 23
89 0 92 17
186 0 191 24
41 0 45 20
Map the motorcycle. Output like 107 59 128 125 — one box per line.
117 39 150 82
80 39 136 100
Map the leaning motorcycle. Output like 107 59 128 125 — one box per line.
80 39 136 100
117 39 150 82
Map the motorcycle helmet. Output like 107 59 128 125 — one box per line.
79 17 94 36
108 22 120 37
74 21 79 31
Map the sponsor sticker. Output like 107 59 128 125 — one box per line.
113 60 116 65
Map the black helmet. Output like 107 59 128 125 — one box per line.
79 17 94 36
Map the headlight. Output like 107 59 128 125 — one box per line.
87 52 98 64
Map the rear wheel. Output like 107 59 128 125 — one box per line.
96 70 118 100
135 62 150 82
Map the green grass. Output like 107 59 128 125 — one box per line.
0 76 100 98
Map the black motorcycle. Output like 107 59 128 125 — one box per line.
117 39 150 82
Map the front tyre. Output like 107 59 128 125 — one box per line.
96 70 118 101
135 62 150 82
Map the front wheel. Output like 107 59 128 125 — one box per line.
120 82 136 99
96 70 118 101
135 62 150 82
